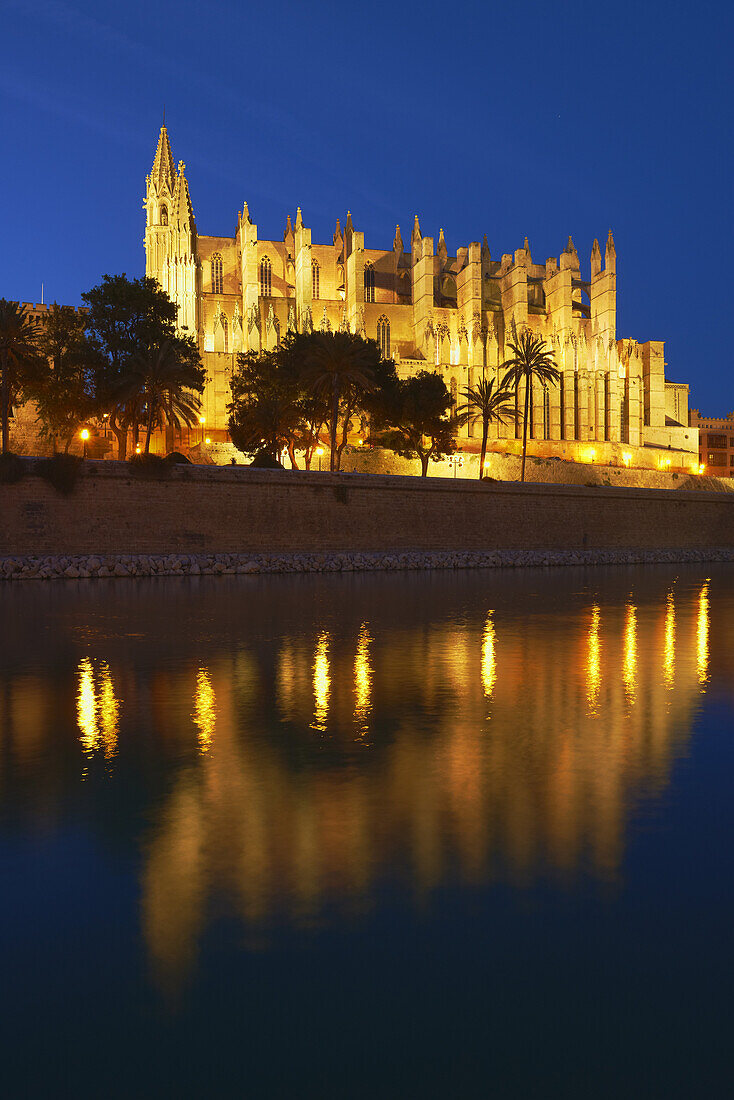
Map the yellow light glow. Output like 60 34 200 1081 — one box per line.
98 662 119 759
80 428 90 441
663 590 675 689
622 452 632 467
312 631 331 732
316 447 324 456
587 449 596 464
696 579 710 687
698 464 706 475
198 415 206 425
205 437 211 445
193 668 216 753
77 657 97 756
481 611 497 700
354 623 372 732
587 604 601 714
483 458 490 468
623 601 637 703
135 444 141 454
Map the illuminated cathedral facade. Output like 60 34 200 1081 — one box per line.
145 125 698 468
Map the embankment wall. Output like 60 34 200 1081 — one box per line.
1 462 733 559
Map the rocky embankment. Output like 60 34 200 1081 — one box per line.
2 547 734 581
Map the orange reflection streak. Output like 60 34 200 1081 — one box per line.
193 668 216 753
312 631 331 731
77 657 119 763
623 601 637 704
481 612 496 701
354 624 372 733
663 591 675 689
697 580 710 687
587 604 601 714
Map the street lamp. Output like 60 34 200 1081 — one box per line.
80 428 89 459
316 446 324 471
198 415 206 445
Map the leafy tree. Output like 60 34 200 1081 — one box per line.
457 375 518 478
228 343 311 466
301 331 385 472
82 274 203 459
0 299 44 454
501 331 561 482
124 339 204 454
31 304 97 453
370 369 458 476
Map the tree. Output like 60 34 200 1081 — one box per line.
125 339 204 454
370 370 458 476
228 343 313 466
457 375 518 478
0 299 44 454
82 274 202 459
501 331 561 482
301 331 382 472
31 304 97 452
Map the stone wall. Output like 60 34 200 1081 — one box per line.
2 462 734 559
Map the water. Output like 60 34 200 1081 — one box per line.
1 567 732 1098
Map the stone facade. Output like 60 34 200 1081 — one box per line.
145 125 698 469
689 409 734 477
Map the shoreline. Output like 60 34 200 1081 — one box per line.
2 546 734 581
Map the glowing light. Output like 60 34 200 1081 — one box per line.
587 604 601 714
316 447 324 456
80 428 90 441
357 439 364 446
663 590 675 689
481 611 497 700
193 668 216 753
98 663 119 758
483 458 490 468
354 624 372 732
205 437 211 445
77 658 97 755
622 452 632 467
659 457 672 470
198 415 206 425
622 601 637 703
587 448 596 464
698 464 706 475
312 631 331 731
697 579 710 687
135 444 141 454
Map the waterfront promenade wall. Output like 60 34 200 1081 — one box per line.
1 463 733 560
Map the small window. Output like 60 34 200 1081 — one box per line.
377 316 390 359
708 433 727 449
312 259 320 300
211 253 223 295
260 256 272 297
708 452 726 465
364 263 375 303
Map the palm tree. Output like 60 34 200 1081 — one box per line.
126 340 203 453
0 299 42 453
457 376 518 479
302 332 376 472
501 331 561 482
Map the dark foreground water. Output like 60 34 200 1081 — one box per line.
1 566 733 1098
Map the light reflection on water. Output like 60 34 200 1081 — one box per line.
0 568 721 997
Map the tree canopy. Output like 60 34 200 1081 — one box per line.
368 369 458 476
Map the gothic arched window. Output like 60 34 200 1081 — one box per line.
211 253 223 295
364 263 375 303
377 316 390 360
260 256 272 297
160 205 168 226
312 259 320 300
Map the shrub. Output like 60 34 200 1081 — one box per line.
164 451 192 464
127 452 170 477
36 454 83 495
0 452 27 484
250 450 285 469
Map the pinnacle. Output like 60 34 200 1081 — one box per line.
150 125 175 193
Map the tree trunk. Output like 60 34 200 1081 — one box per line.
144 399 154 454
521 375 530 483
480 417 489 479
330 375 339 473
420 451 430 477
287 440 299 469
165 417 175 454
111 415 128 461
1 348 9 454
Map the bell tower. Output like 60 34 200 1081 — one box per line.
144 124 199 334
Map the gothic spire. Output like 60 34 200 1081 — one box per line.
150 125 176 193
411 215 421 248
333 217 343 248
605 228 616 258
482 234 491 263
393 224 403 253
345 210 354 234
437 227 448 265
591 237 602 277
172 161 194 225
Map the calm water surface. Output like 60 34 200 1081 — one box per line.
1 567 733 1098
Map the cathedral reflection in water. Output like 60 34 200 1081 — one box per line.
0 569 718 991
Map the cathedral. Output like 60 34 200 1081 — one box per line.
144 125 698 469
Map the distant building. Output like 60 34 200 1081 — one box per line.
689 410 734 477
144 124 699 470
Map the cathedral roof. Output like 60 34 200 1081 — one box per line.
150 125 176 193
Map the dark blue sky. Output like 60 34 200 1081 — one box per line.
2 0 732 411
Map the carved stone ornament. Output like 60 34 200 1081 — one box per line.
320 306 332 333
247 305 260 333
287 305 296 333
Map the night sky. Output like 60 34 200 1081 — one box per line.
2 0 732 412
